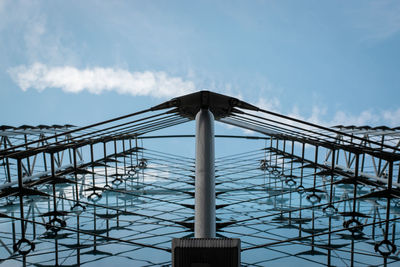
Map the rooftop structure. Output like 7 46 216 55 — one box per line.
1 91 400 266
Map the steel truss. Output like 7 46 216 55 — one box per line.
0 91 399 266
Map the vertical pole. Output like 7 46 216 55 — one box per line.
103 142 109 188
195 108 216 238
17 158 25 239
4 138 11 183
24 134 31 176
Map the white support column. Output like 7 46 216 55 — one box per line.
195 108 216 238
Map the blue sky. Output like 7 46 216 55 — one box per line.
1 0 400 128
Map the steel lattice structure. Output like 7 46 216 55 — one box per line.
1 91 400 266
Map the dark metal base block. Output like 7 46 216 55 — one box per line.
172 238 241 267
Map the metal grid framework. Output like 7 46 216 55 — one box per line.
0 91 400 266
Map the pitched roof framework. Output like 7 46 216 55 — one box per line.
0 91 399 266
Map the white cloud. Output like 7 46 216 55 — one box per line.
308 106 327 125
293 106 383 128
8 63 400 128
382 108 400 126
8 63 196 98
330 109 380 126
284 104 384 128
352 0 400 41
0 0 6 12
0 0 81 65
255 97 280 113
237 97 400 136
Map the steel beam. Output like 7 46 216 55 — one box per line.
195 108 216 238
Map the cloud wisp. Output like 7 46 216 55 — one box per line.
351 0 400 41
8 63 195 98
254 97 400 129
8 63 400 128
